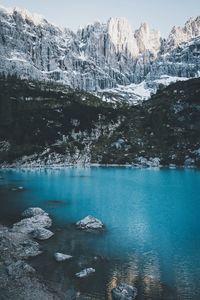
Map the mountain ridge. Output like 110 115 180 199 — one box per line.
0 4 200 101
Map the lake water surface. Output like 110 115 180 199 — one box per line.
0 167 200 299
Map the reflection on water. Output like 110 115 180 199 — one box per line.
0 167 200 299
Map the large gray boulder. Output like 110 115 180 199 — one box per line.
13 207 52 235
76 215 103 229
112 283 137 300
22 207 47 218
13 214 52 234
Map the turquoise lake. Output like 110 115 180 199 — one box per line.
0 167 200 299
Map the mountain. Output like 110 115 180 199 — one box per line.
0 75 200 167
166 16 200 51
0 5 199 102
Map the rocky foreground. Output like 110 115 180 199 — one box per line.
0 209 59 300
0 208 136 300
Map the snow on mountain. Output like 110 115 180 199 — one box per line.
166 16 200 51
97 76 189 104
0 5 46 26
0 4 199 102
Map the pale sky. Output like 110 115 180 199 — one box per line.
0 0 199 37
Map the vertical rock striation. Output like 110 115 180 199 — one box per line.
0 4 199 94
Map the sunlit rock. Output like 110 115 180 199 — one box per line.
54 253 73 262
76 215 104 229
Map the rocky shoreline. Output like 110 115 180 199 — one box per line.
0 158 198 170
0 210 59 300
0 207 136 300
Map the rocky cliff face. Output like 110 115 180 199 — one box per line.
166 16 200 51
0 5 199 96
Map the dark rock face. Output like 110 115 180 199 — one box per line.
0 6 199 92
7 261 36 279
112 283 138 300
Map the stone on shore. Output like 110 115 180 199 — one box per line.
13 214 52 234
0 209 58 300
54 253 73 262
111 283 137 300
31 228 54 240
75 268 95 278
76 215 103 229
13 208 52 235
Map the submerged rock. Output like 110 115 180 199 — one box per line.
22 207 47 218
112 283 137 300
75 268 95 278
31 228 54 240
93 255 110 262
76 215 104 229
10 186 24 192
54 253 73 262
47 200 65 205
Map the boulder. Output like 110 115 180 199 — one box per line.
75 268 95 278
112 283 137 300
76 215 103 229
22 207 47 218
54 253 73 262
13 214 52 234
31 228 54 240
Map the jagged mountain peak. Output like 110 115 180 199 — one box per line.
0 4 46 26
107 17 139 57
166 15 200 50
0 4 13 15
108 16 132 27
135 22 161 55
0 3 199 97
13 7 46 25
